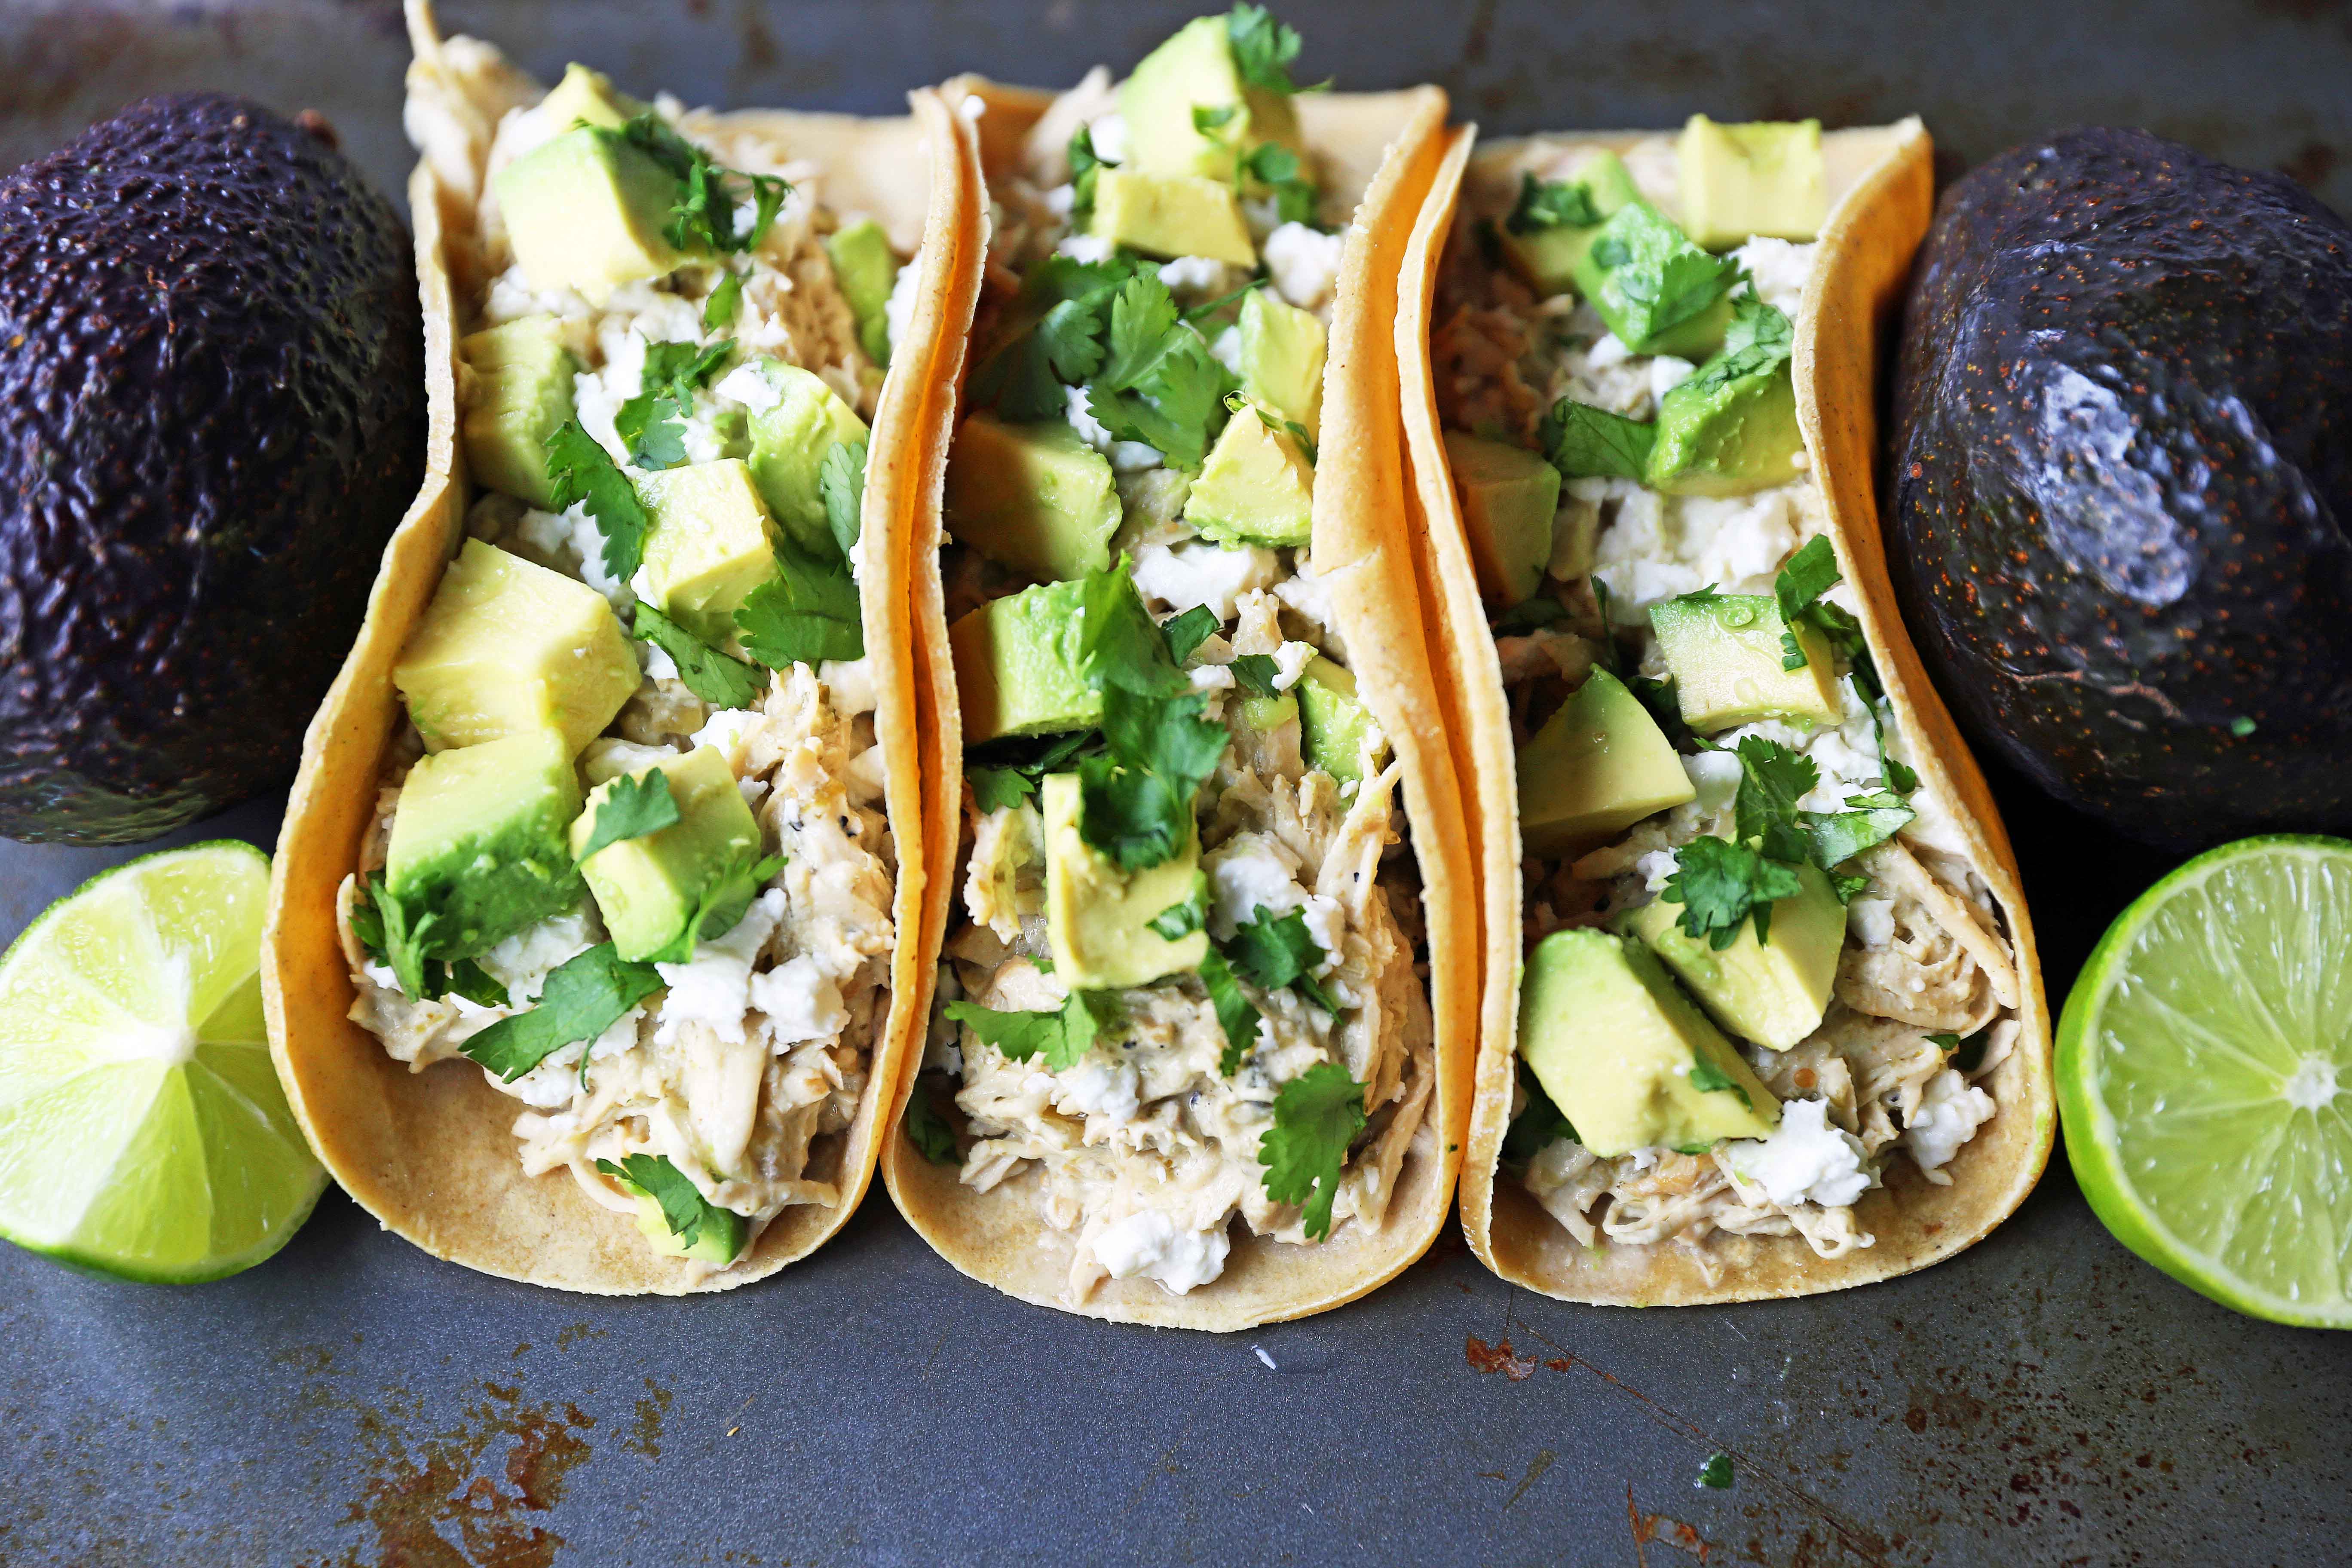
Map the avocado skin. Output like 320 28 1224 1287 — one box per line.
1889 127 2352 851
0 94 424 843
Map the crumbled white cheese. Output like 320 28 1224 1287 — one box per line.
749 953 848 1044
1726 1097 1872 1208
1188 663 1236 691
1847 896 1896 948
654 889 786 1046
690 707 762 768
1054 1058 1141 1124
1721 677 1882 812
1042 182 1077 218
1905 1068 1997 1180
1262 222 1345 312
1064 383 1114 451
1110 440 1164 472
581 737 680 786
479 911 601 1005
883 243 924 361
821 656 876 717
1270 640 1317 691
1087 111 1130 165
1089 1208 1230 1294
1130 539 1280 620
1733 237 1814 322
1586 331 1633 369
1649 355 1696 402
1634 849 1680 893
1209 324 1244 374
1299 894 1345 972
1676 488 1800 594
1057 233 1117 265
1681 750 1742 815
1155 255 1234 297
713 361 782 413
1202 832 1308 940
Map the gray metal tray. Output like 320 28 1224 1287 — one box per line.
3 3 2346 1563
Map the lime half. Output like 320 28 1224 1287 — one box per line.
2060 834 2352 1328
0 842 324 1281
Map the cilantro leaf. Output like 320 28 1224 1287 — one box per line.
1241 142 1320 226
441 958 508 1009
1950 1030 1991 1073
1076 689 1227 871
1227 3 1307 94
969 256 1139 421
1687 1053 1753 1107
1067 123 1112 230
1258 1061 1363 1241
1925 1032 1962 1052
735 541 864 668
1159 605 1221 664
820 438 867 562
1501 1071 1576 1166
1228 654 1283 698
1724 287 1794 359
1615 242 1744 341
614 113 789 256
616 337 735 470
1773 535 1841 670
367 875 437 1000
967 766 1036 814
594 1152 746 1259
631 601 766 708
661 849 785 964
965 729 1102 815
1506 172 1602 234
544 419 651 581
1541 398 1655 481
1733 736 1819 865
460 943 664 1082
1080 562 1188 697
944 992 1112 1074
1833 869 1872 903
1194 104 1240 135
703 268 743 331
1491 596 1567 635
903 1078 961 1165
1221 905 1338 1013
1801 789 1915 868
1660 836 1804 951
1087 273 1235 469
1201 949 1264 1076
575 769 681 862
1149 876 1209 942
353 878 511 1004
1697 1453 1736 1491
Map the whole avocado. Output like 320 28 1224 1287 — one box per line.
1889 127 2352 850
0 94 423 844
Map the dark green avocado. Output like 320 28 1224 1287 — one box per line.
0 94 424 844
1890 127 2352 851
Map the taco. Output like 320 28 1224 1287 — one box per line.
259 0 984 1294
877 10 1476 1328
1400 118 2056 1303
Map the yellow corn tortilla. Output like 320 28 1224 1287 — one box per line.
878 78 1479 1329
1400 121 2057 1305
257 0 985 1295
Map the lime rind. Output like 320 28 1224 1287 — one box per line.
0 841 325 1283
2060 833 2352 1329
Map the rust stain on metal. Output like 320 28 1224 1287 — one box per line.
552 1322 606 1352
1464 1334 1537 1380
1627 1482 1713 1561
625 1377 674 1460
1501 1449 1555 1510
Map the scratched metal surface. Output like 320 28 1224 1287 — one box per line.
2 3 2349 1564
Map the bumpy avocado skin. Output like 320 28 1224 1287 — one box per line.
1889 127 2352 850
0 95 424 843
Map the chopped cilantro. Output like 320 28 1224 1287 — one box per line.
945 992 1113 1073
1077 687 1228 870
1950 1030 1991 1074
969 255 1140 421
2230 715 2258 738
1669 585 1726 606
1801 788 1915 869
1258 1061 1363 1241
574 769 680 862
1227 3 1308 95
1696 1452 1735 1490
735 540 864 668
352 877 508 1004
1541 398 1655 481
1221 905 1338 1014
1925 1032 1963 1052
1080 562 1188 697
1506 172 1601 234
459 943 664 1082
1200 950 1264 1075
1491 596 1568 635
1067 123 1112 230
703 268 743 331
965 729 1102 815
819 438 867 562
1181 278 1266 326
1193 104 1240 134
441 958 508 1009
631 601 766 709
1501 1071 1577 1166
1773 535 1842 670
1724 287 1793 359
1148 874 1209 941
614 113 788 256
1086 272 1235 469
1241 141 1320 226
1661 835 1804 951
1832 869 1872 903
543 420 650 581
1733 736 1819 865
594 1152 744 1259
967 766 1036 814
903 1078 961 1166
1228 654 1283 698
1601 228 1744 345
659 850 785 964
1686 1053 1752 1107
1159 605 1221 664
615 337 734 470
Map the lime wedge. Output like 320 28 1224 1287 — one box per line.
0 841 324 1281
2060 834 2352 1328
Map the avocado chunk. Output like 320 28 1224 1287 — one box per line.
1570 199 1735 359
944 415 1122 582
395 540 641 755
825 219 902 368
1296 656 1383 786
1238 288 1326 442
459 315 578 509
1625 860 1844 1050
1118 13 1306 184
1646 355 1803 498
1649 594 1840 732
1517 669 1696 857
1090 169 1257 268
537 63 638 133
1499 150 1640 299
635 459 785 649
493 126 686 305
949 578 1102 745
384 727 588 959
744 361 869 557
1041 773 1208 990
626 1189 747 1262
570 744 765 963
1184 407 1314 547
1442 431 1560 607
1517 928 1780 1158
1677 116 1826 251
1234 689 1300 735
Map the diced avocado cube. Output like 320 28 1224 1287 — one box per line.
1517 928 1780 1158
744 361 869 556
1090 168 1257 268
493 126 686 305
627 1191 747 1263
1570 199 1735 358
1625 860 1843 1050
1296 656 1383 786
1645 355 1804 498
949 578 1102 745
1041 773 1208 990
459 316 578 509
1235 689 1299 735
637 459 784 648
1239 288 1326 442
537 62 639 133
570 745 764 963
1442 431 1560 607
944 415 1121 583
1648 594 1840 732
1677 116 1826 251
395 540 641 755
385 728 588 959
1118 14 1306 184
825 219 902 368
1498 150 1641 299
1516 669 1696 857
1183 407 1314 547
